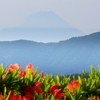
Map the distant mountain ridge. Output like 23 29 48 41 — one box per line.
0 11 85 43
0 31 100 75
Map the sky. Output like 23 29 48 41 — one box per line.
0 0 100 35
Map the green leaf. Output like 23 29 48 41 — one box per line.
0 64 3 78
44 84 50 92
97 66 100 77
50 95 55 100
96 89 100 94
56 76 60 83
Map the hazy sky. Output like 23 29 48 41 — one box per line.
0 0 100 34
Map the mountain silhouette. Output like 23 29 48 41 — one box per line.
0 11 85 43
0 31 100 75
22 11 74 28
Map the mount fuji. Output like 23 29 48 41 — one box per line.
0 11 85 43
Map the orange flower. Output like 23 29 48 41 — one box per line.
67 81 79 92
6 64 16 73
2 75 5 79
49 83 59 93
0 94 3 100
14 64 22 71
72 93 75 96
32 70 36 74
6 64 22 74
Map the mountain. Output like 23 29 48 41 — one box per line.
0 11 85 43
0 32 100 75
22 11 74 28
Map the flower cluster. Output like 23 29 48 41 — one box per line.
0 64 100 100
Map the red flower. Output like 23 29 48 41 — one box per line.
33 81 41 87
67 80 79 92
22 82 43 99
49 84 66 99
33 81 43 95
92 96 97 100
54 89 62 96
94 85 96 88
55 93 66 99
49 83 59 93
23 91 34 100
25 63 33 70
54 89 66 99
23 85 34 99
91 96 100 100
9 90 23 100
9 91 30 100
20 70 25 77
40 72 44 77
83 97 88 100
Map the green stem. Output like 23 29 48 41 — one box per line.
3 86 6 100
6 91 11 100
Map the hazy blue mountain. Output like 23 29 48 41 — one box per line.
22 11 74 28
0 11 85 42
0 32 100 75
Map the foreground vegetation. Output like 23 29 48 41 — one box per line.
0 64 100 100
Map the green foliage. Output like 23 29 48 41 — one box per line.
0 64 100 100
